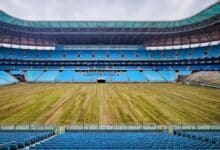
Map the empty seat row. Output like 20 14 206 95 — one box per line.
1 130 218 149
31 130 219 149
0 71 18 85
176 130 220 146
24 70 179 83
2 64 219 71
0 130 55 150
1 45 219 61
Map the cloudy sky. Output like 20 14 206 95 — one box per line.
0 0 219 21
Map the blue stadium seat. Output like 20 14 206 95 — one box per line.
152 51 163 60
139 51 151 60
143 71 166 82
164 50 176 60
193 47 207 59
26 71 43 82
178 70 192 76
26 50 38 60
74 72 96 82
0 78 9 85
0 45 219 83
0 45 220 61
10 70 24 75
108 51 122 60
176 130 220 148
123 51 137 60
56 71 75 82
0 71 18 85
94 51 106 60
206 45 220 58
0 130 54 150
37 71 59 82
101 72 116 82
86 72 101 81
111 72 129 82
39 51 49 60
31 130 218 149
127 70 147 82
80 51 93 60
50 51 64 60
182 49 192 59
65 51 79 60
159 70 177 82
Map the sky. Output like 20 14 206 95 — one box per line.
0 0 219 21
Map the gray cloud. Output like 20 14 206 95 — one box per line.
0 0 219 21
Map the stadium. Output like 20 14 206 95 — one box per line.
0 1 220 149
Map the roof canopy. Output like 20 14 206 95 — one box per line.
0 2 219 47
0 2 220 28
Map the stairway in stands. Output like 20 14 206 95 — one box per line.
10 71 26 82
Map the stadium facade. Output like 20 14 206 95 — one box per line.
0 2 219 84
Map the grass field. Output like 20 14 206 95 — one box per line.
0 83 219 125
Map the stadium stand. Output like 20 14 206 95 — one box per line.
175 130 220 148
111 72 129 82
185 71 220 87
30 130 220 149
143 71 166 82
37 71 59 82
127 70 146 82
0 130 55 149
0 71 18 85
24 70 184 83
0 45 220 61
0 78 9 85
56 70 75 82
74 72 90 82
0 44 219 84
178 70 192 76
159 71 177 82
10 70 24 75
26 71 43 82
1 43 220 83
0 2 220 149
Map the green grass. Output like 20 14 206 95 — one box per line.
0 83 219 125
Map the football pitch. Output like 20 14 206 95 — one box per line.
0 83 219 125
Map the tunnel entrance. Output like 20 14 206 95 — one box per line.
97 78 106 83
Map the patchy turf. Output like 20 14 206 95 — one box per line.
0 83 219 125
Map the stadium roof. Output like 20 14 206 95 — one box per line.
0 2 220 28
0 2 219 47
